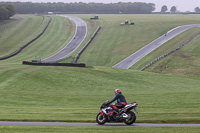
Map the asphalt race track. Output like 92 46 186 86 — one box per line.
0 121 200 127
41 15 87 62
113 24 200 69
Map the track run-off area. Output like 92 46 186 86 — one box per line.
0 121 200 127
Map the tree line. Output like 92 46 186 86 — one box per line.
194 7 200 13
0 2 155 14
161 5 177 13
161 5 200 13
0 3 15 20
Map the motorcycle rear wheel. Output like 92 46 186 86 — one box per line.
123 111 136 125
96 112 107 125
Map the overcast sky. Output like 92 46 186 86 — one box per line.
1 0 199 12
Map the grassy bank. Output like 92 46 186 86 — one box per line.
0 15 76 63
0 15 44 57
134 27 200 77
1 14 200 70
71 14 200 68
0 64 199 123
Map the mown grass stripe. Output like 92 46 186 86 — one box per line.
0 16 51 60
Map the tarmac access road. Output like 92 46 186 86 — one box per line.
113 24 200 69
0 121 200 127
41 15 87 62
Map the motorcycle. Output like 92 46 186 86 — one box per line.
96 100 138 125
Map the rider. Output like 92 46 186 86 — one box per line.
107 89 127 116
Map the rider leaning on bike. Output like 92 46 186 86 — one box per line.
107 89 127 116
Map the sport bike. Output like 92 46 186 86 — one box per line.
96 101 138 125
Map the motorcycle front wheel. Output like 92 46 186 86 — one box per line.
96 112 107 125
123 111 136 125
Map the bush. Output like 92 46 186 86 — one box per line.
0 4 15 20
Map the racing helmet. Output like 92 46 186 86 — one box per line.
115 89 121 95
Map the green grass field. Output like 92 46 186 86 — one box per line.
0 64 199 123
0 126 200 133
133 27 200 77
73 14 200 69
1 14 200 71
0 15 45 57
0 15 76 62
0 14 200 130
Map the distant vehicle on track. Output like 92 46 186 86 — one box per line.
90 16 99 20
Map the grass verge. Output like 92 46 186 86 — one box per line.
0 126 200 133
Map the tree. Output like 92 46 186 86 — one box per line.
194 7 200 13
170 6 177 13
0 4 15 20
4 4 15 17
0 6 9 20
0 2 156 14
161 5 168 13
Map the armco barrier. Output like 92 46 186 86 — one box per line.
140 31 200 71
22 61 85 67
0 16 52 60
73 26 101 64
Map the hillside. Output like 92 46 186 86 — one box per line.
0 15 76 62
0 64 199 123
74 14 200 74
1 14 200 75
0 14 200 124
0 15 43 57
132 27 200 77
